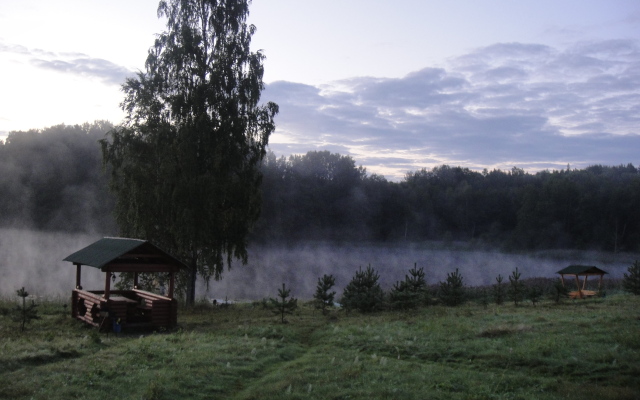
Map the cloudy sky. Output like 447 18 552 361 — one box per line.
1 0 639 180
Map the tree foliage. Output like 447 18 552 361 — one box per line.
622 260 640 295
313 274 336 315
12 287 40 332
2 127 640 255
0 122 116 232
389 263 428 310
269 283 297 323
508 268 525 306
438 268 465 307
100 0 278 304
341 265 385 313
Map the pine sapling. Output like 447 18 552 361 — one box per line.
341 265 385 313
438 268 465 307
508 268 524 306
269 283 298 323
553 278 569 303
314 274 336 315
528 285 542 306
493 274 505 305
12 287 40 332
390 263 428 310
622 260 640 295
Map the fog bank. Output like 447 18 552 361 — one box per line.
0 229 635 301
203 242 635 301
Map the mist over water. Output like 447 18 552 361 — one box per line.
0 228 635 301
0 228 104 299
204 242 635 301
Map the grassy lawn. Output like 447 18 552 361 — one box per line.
1 294 639 399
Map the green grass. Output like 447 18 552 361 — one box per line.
1 295 639 399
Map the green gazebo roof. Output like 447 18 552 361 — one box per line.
556 265 608 275
63 237 187 272
63 238 147 268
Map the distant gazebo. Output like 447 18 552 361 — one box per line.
64 237 187 331
557 265 607 299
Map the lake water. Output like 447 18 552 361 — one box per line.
1 228 635 301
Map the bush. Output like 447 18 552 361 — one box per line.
438 268 465 307
341 265 385 313
622 260 640 295
390 264 429 310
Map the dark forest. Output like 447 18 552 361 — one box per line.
1 123 639 252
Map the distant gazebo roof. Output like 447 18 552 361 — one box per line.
556 265 608 276
557 265 607 299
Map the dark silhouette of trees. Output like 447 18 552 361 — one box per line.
0 122 116 233
2 126 639 254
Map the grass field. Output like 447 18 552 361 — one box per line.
1 293 639 400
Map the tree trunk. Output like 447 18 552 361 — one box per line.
186 257 198 306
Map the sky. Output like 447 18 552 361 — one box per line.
1 0 639 180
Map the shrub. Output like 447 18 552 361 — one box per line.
389 263 428 310
622 260 640 295
341 265 385 313
313 274 336 315
438 268 465 307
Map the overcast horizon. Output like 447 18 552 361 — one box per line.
1 1 639 180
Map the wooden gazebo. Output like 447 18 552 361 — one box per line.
64 237 187 331
557 265 607 299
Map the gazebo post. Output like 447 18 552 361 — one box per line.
560 274 565 287
582 275 588 290
598 274 604 292
133 272 139 289
75 263 82 290
168 272 175 299
574 275 582 298
104 271 111 299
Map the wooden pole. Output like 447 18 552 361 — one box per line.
104 271 111 299
75 263 82 290
574 275 582 298
168 272 175 299
560 274 566 287
598 274 604 292
133 272 139 289
582 275 588 290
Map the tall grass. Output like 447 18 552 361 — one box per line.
1 294 639 399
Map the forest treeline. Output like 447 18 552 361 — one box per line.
1 123 639 252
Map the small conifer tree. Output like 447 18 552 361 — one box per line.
390 263 428 310
341 265 385 313
553 278 569 303
528 285 543 306
508 268 525 306
314 274 336 315
12 287 40 332
269 283 298 323
622 260 640 295
493 274 505 305
438 268 465 307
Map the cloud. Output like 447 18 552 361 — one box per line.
1 40 133 85
264 39 640 180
